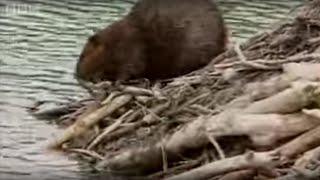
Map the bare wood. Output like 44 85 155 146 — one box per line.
58 100 100 125
303 109 320 119
282 62 320 81
166 151 280 180
101 91 122 105
276 168 320 180
189 104 216 115
167 109 320 153
67 148 104 160
161 144 168 172
97 102 170 144
218 170 256 180
243 63 320 103
94 76 320 173
93 78 320 174
94 111 320 174
295 146 320 167
204 31 270 69
277 125 320 160
149 159 202 179
234 43 275 70
94 81 155 97
207 133 225 159
48 95 132 149
87 110 134 150
214 53 320 69
167 118 320 180
209 112 320 147
244 81 320 114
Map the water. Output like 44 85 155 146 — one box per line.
0 0 302 179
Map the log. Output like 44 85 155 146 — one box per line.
166 151 280 180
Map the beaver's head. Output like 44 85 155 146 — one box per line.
75 20 145 84
75 29 115 83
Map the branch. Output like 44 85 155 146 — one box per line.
48 95 132 148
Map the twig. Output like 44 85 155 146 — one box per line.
161 144 168 172
135 101 165 122
168 72 221 86
234 43 276 70
99 102 170 144
167 93 210 116
101 91 122 105
120 85 154 97
67 148 104 160
124 109 142 123
87 110 134 150
189 104 215 115
57 101 100 124
95 81 155 97
308 36 320 44
206 133 226 159
215 53 320 69
204 31 270 70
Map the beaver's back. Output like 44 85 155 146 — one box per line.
128 0 227 79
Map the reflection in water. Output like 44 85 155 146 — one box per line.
0 0 301 179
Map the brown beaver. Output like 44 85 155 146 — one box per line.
76 0 227 83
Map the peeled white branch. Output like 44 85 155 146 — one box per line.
244 81 320 114
49 95 132 149
166 151 280 180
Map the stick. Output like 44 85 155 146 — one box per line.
87 110 134 150
218 170 256 180
277 125 320 160
234 43 276 70
161 144 168 172
97 102 170 144
295 146 320 167
149 159 202 179
207 133 225 159
48 95 132 149
67 148 104 160
166 151 280 180
214 53 320 69
244 81 320 114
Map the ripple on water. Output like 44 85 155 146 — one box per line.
0 0 302 179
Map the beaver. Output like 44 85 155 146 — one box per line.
76 0 227 83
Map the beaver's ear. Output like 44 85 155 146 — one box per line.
88 34 99 45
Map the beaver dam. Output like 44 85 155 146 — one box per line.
31 1 320 179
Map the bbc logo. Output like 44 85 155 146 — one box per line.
0 3 39 15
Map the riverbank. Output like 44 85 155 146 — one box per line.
32 1 320 179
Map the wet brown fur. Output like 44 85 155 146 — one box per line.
76 0 227 83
